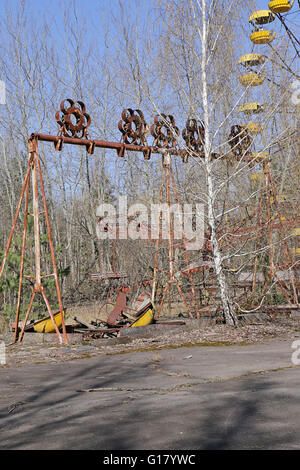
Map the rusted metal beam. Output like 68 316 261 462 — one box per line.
14 175 30 343
30 132 195 158
0 156 33 280
30 132 258 165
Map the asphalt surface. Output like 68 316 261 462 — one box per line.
0 339 299 449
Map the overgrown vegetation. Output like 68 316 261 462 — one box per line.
0 0 299 329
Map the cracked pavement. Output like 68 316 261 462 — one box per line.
0 339 299 449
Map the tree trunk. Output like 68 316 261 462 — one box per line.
200 0 237 326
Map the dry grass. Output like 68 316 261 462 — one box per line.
65 302 113 325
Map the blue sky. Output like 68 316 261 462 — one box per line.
0 0 156 62
0 0 298 132
1 0 298 52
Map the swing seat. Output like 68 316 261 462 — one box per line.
106 290 154 327
129 298 154 327
33 310 65 333
130 304 154 327
90 271 127 281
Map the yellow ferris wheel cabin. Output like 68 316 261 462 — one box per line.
250 30 276 44
270 194 289 203
239 73 265 87
249 172 265 182
249 10 275 25
238 53 265 67
251 151 269 162
243 123 265 134
268 0 294 13
238 102 264 114
291 228 300 237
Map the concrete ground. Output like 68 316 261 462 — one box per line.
0 339 299 449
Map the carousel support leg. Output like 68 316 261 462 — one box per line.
168 284 171 315
175 281 194 319
14 178 30 343
18 290 36 343
41 288 63 344
169 164 200 318
0 158 33 280
152 169 164 305
35 142 68 344
156 283 169 318
251 255 258 307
